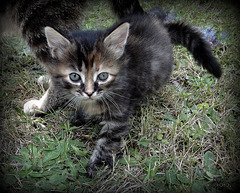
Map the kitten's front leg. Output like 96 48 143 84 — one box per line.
24 89 50 116
70 108 93 126
37 75 50 92
23 82 67 116
86 119 129 178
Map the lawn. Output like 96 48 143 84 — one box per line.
0 0 239 192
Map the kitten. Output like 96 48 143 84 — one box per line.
2 0 221 177
24 11 221 177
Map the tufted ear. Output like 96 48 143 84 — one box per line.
44 26 71 59
104 22 130 59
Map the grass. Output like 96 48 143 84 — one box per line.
0 0 240 192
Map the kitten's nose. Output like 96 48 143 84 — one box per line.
85 82 94 97
85 87 94 97
85 90 94 97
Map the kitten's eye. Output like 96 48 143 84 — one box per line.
98 72 109 81
69 73 81 82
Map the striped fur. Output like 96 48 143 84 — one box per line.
24 15 173 177
110 0 144 18
111 2 222 78
2 0 222 178
62 15 173 177
0 0 86 63
165 22 222 78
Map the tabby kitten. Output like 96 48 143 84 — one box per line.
24 11 221 177
2 0 221 178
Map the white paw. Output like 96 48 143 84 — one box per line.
37 75 50 92
24 100 41 115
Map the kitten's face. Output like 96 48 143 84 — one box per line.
44 23 129 111
63 52 120 101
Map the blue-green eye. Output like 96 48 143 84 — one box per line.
69 73 81 82
98 72 109 81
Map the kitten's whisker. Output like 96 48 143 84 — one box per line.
74 96 83 109
101 96 112 120
107 90 133 101
60 95 77 111
100 98 107 119
107 91 125 98
104 93 122 115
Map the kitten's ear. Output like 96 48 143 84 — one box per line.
44 26 71 59
104 22 130 59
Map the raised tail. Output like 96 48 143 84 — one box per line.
109 0 222 78
165 22 222 78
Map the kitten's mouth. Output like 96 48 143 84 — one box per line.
74 91 101 101
84 94 98 101
86 97 94 100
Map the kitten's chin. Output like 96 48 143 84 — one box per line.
80 98 103 116
71 93 103 116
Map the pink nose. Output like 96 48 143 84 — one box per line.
85 88 94 97
85 82 94 97
85 90 94 96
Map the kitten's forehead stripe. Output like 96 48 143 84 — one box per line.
87 54 93 80
94 52 101 71
86 52 102 80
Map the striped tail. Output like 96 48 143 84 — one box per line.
165 22 222 78
108 0 222 78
